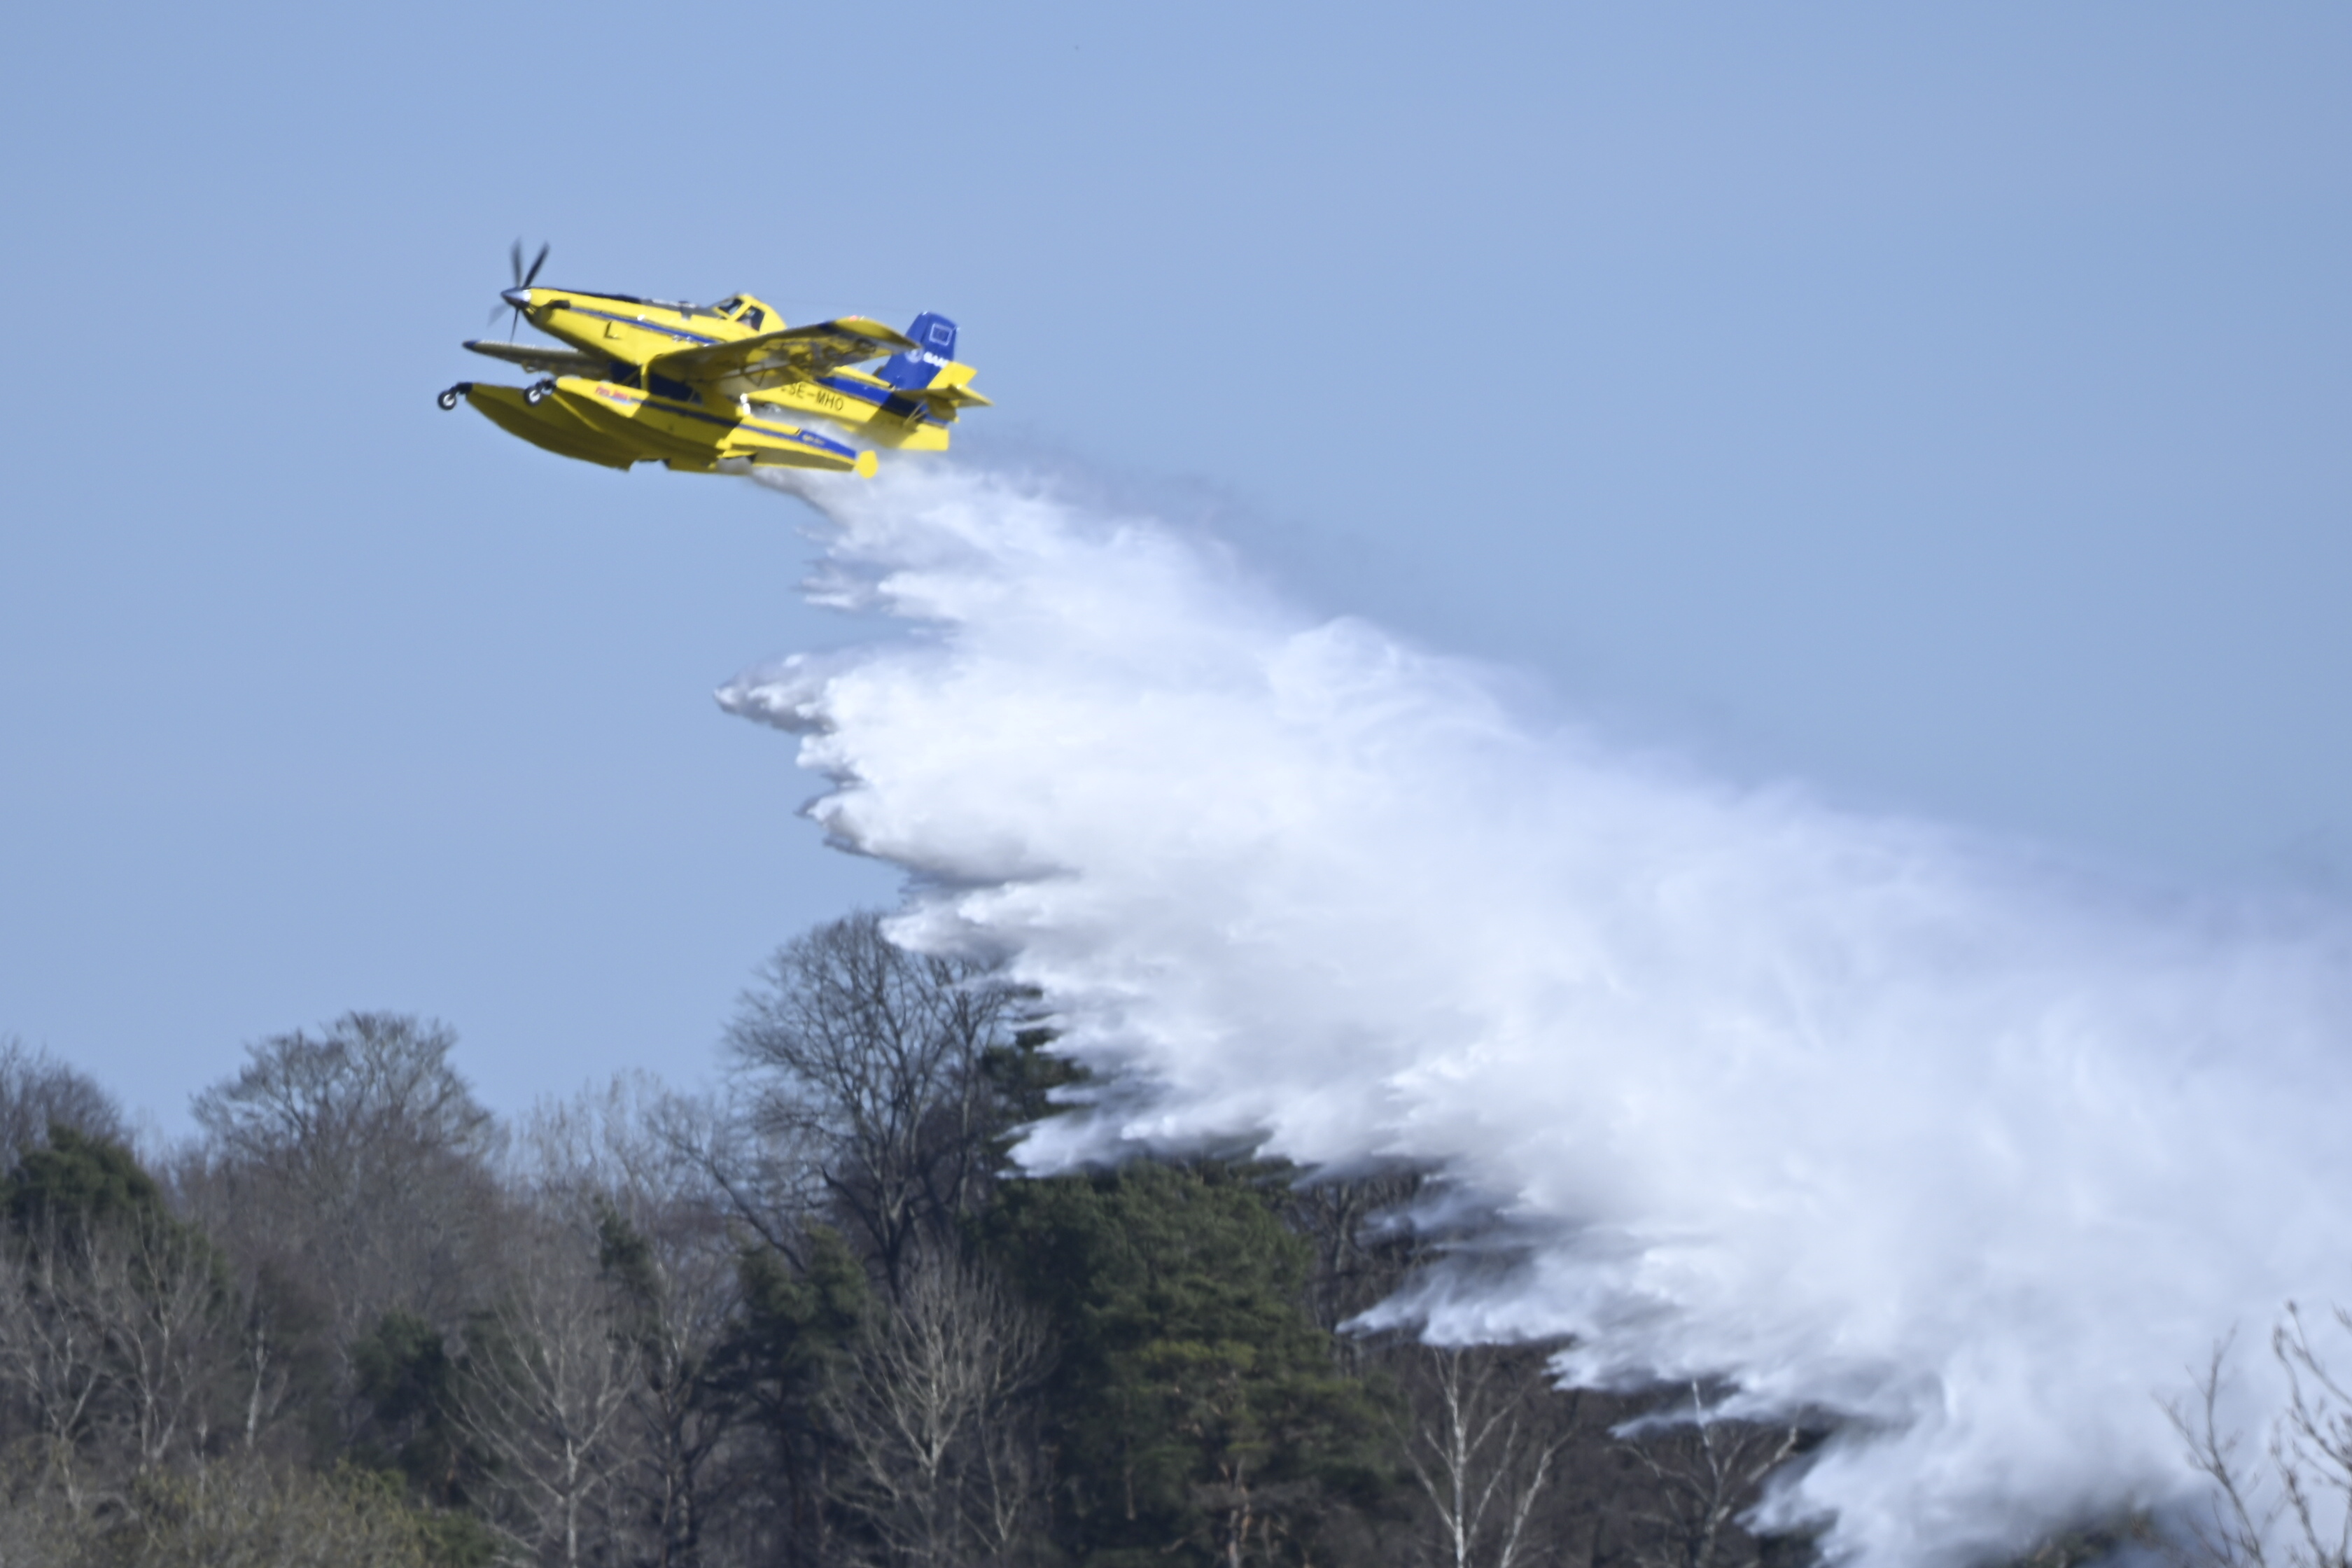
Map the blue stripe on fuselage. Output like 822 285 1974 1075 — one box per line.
817 374 886 405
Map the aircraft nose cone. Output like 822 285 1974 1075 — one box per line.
501 287 531 309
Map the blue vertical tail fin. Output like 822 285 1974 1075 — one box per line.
876 312 959 390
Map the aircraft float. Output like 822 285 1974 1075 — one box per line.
438 244 988 477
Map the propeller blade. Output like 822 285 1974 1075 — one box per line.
495 240 549 342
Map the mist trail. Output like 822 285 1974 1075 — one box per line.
722 461 2352 1567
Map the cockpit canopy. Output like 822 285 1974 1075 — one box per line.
710 295 771 331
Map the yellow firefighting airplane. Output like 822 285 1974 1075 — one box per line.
438 244 990 477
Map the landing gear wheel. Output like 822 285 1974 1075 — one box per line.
524 379 553 405
436 386 461 411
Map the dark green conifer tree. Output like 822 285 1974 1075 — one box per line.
710 1225 868 1567
990 1160 1393 1567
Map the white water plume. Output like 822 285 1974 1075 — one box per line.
721 461 2352 1567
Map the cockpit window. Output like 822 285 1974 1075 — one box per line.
714 296 743 315
739 306 766 330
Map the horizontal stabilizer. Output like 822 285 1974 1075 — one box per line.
920 384 993 410
896 384 993 425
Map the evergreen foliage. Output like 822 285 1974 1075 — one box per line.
990 1160 1391 1565
6 1124 173 1238
715 1226 869 1564
351 1308 474 1508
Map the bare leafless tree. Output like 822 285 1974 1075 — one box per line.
651 1083 827 1268
453 1225 645 1568
219 1258 316 1458
0 1219 113 1513
2165 1308 2352 1568
826 1245 1051 1567
0 1200 233 1521
190 1013 505 1334
80 1215 229 1476
2171 1335 2283 1568
1616 1384 1802 1568
1398 1343 1575 1568
1283 1170 1430 1345
185 1012 512 1452
523 1078 750 1568
727 914 1020 1297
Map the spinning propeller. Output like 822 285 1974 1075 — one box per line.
493 240 550 340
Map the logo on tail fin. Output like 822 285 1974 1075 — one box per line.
876 312 958 390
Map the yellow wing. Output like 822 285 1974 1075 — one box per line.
462 339 610 377
646 317 920 396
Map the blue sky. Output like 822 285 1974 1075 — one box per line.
2 4 2346 1132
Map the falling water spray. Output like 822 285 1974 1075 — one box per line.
722 462 2352 1567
